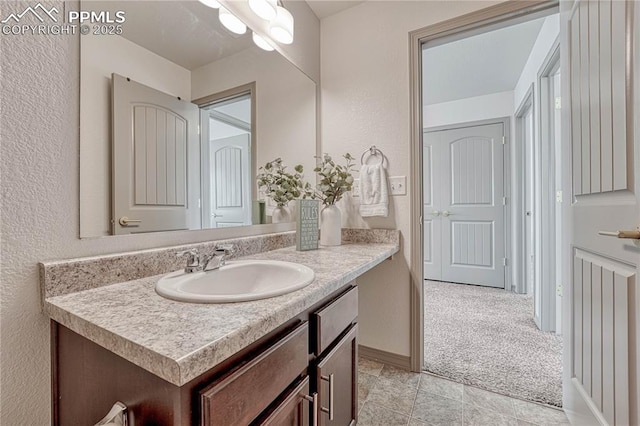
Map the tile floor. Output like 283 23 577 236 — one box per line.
357 358 570 426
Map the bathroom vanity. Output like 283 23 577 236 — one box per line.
42 230 399 425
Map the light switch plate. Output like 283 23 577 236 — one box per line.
352 179 360 197
389 176 407 195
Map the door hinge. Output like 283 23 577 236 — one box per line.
502 196 507 205
419 216 423 226
502 258 508 266
197 125 201 135
502 136 506 145
555 97 562 110
556 284 563 297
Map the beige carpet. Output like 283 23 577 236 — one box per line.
424 280 563 407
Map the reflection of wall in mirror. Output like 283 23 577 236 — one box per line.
80 33 191 237
191 49 317 216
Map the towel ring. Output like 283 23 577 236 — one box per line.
360 146 385 166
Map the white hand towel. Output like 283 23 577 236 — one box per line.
359 164 389 217
95 402 127 426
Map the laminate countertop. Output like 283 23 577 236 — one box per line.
44 241 399 386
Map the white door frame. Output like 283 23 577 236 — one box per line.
537 39 561 333
193 82 257 228
424 117 511 291
515 85 536 297
408 0 560 372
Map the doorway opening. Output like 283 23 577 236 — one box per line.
420 8 564 408
195 84 257 229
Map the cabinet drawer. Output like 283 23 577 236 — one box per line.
312 286 358 355
200 322 309 426
255 376 310 426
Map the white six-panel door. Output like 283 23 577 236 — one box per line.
564 1 639 424
424 123 506 288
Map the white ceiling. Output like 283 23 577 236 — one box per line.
95 1 255 70
422 17 546 105
305 0 364 19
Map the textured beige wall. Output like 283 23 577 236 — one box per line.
0 1 318 423
320 1 501 357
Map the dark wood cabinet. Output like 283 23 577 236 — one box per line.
254 377 311 426
199 323 309 426
315 325 358 426
52 283 358 426
312 286 358 355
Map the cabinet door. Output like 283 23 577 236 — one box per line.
256 376 311 426
315 324 358 426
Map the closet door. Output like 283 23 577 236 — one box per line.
440 123 505 288
423 132 443 280
424 123 506 288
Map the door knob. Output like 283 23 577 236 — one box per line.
442 211 453 217
211 213 224 218
118 216 141 226
430 210 440 216
598 228 640 239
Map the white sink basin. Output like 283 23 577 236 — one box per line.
155 260 315 303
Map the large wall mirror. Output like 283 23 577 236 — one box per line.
80 1 317 237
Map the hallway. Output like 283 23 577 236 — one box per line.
424 280 563 407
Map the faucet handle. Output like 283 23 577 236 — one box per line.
176 249 200 273
176 249 198 262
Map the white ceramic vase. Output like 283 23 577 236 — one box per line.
272 205 293 223
320 204 342 246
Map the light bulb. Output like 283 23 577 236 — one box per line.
269 6 294 44
249 0 277 20
219 6 247 35
198 0 220 9
252 32 274 51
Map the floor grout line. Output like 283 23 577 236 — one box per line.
407 373 422 425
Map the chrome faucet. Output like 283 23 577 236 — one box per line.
201 245 235 271
176 245 235 274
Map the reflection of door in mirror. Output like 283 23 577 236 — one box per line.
200 94 253 229
79 1 317 238
112 73 200 235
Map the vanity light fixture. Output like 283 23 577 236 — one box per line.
269 4 294 45
252 32 275 51
219 6 247 35
249 0 277 20
197 0 221 9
